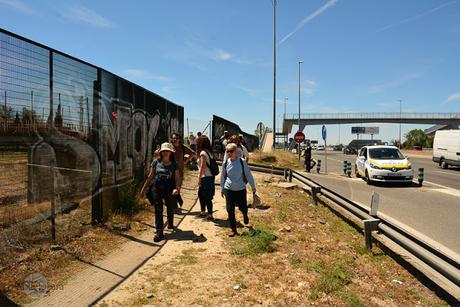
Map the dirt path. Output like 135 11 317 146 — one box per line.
97 190 243 306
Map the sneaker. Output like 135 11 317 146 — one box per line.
153 233 164 242
228 231 238 237
207 214 214 220
243 214 249 225
199 211 206 217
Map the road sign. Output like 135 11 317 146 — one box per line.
322 125 327 141
351 127 379 135
294 132 305 143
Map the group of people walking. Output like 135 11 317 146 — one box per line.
140 132 256 242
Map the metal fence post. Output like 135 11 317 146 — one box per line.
343 160 347 175
50 165 56 241
317 160 321 173
288 169 293 182
347 162 352 177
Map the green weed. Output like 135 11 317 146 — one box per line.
231 226 277 257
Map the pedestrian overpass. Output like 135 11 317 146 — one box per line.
282 112 460 134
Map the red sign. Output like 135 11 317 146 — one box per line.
294 132 305 143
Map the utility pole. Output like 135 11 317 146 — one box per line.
284 97 288 151
284 97 288 120
272 0 277 151
398 99 402 149
298 60 303 160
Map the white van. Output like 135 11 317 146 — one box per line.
433 130 460 169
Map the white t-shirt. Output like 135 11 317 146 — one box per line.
241 145 249 160
199 150 213 177
189 135 196 145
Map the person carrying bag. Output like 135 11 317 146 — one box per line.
220 143 257 237
140 142 181 242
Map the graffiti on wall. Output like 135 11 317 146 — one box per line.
211 115 259 152
26 77 182 221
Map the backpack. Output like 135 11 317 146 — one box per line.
204 151 220 176
224 158 248 184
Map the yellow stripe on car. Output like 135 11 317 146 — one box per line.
368 159 410 169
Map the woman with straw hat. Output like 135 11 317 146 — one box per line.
140 142 181 242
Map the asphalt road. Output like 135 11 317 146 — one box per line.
301 150 460 256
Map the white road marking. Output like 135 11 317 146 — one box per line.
423 180 460 198
434 170 460 177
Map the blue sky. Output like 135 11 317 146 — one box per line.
1 0 460 144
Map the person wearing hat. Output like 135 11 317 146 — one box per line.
140 142 181 242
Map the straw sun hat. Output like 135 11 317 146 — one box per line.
159 142 175 152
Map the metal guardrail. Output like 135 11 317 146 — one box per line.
284 112 460 120
243 162 460 302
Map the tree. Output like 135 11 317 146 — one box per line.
21 107 37 124
0 105 13 120
403 129 429 148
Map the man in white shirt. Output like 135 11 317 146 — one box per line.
189 132 196 152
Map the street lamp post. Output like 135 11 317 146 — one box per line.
272 0 277 151
284 97 288 120
298 60 304 160
398 99 402 149
284 97 288 151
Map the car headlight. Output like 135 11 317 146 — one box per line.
369 163 380 169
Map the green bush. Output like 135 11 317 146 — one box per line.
117 183 144 216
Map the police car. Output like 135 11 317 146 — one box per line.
355 145 414 184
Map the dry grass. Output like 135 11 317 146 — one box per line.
103 173 448 306
250 150 304 170
228 180 448 305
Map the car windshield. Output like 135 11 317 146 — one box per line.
369 148 404 160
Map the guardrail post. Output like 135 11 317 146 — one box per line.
363 218 380 251
288 169 293 182
343 160 348 175
317 160 321 173
283 169 287 180
346 161 352 177
418 168 424 186
311 186 321 206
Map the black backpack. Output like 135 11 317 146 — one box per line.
205 151 220 176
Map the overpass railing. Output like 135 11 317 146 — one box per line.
284 112 460 120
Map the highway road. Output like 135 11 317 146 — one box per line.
301 150 460 257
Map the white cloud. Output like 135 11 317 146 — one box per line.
302 79 318 96
368 72 422 93
445 92 460 103
60 5 114 28
212 49 233 61
0 0 38 15
120 69 171 82
280 0 338 44
377 0 460 33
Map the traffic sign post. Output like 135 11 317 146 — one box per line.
294 131 305 160
322 125 327 174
